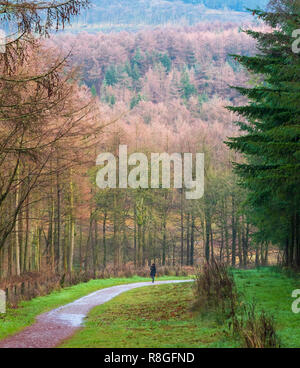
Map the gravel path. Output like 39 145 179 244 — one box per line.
0 279 193 348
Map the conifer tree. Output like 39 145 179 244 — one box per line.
226 0 300 266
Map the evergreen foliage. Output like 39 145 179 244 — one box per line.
226 0 300 267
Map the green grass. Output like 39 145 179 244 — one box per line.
0 275 189 341
234 267 300 348
60 282 226 348
61 268 300 348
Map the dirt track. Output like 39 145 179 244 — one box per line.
0 279 193 348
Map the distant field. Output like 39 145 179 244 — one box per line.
61 268 300 348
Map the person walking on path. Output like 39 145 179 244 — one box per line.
150 263 156 283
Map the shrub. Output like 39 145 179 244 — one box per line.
192 261 280 348
231 303 281 348
192 260 238 320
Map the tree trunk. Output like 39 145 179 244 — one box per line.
231 195 236 267
15 167 21 276
190 212 195 266
162 216 166 266
103 212 107 268
68 173 75 273
205 214 210 262
56 167 61 273
186 212 190 265
180 189 184 266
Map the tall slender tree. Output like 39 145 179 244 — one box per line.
226 0 300 267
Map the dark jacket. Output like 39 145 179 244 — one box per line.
150 265 156 276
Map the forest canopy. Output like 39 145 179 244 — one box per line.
0 0 298 312
166 0 268 11
69 0 268 32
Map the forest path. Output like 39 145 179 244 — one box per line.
0 279 193 348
